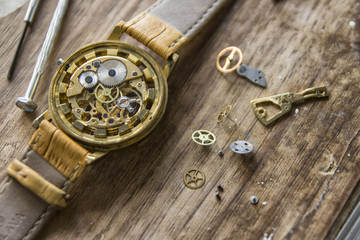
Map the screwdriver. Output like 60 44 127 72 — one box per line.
16 0 69 112
7 0 41 81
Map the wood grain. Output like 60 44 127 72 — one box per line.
0 0 359 239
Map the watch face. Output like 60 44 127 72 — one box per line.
48 41 167 151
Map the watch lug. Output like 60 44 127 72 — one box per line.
108 21 125 40
85 151 108 165
164 53 179 78
32 110 51 129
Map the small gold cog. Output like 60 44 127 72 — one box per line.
216 105 233 123
94 83 120 104
184 169 206 189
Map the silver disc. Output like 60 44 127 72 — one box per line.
79 71 98 88
97 59 127 87
230 140 254 154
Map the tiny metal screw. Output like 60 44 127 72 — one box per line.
218 150 224 156
93 60 100 68
250 196 259 205
216 193 221 201
57 58 64 65
217 184 224 192
239 65 247 73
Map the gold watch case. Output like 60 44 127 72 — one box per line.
47 40 176 152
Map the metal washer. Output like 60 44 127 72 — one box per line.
230 140 254 154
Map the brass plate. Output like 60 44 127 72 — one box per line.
251 86 329 126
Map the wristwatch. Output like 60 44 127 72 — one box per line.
0 0 231 239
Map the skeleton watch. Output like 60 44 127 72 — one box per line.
0 0 231 239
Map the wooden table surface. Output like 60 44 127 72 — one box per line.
0 0 359 239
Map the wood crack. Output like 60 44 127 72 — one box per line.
283 129 360 239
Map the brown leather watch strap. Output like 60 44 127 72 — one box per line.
0 120 89 240
123 0 232 59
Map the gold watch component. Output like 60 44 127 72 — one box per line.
216 46 243 73
184 169 206 189
230 140 254 154
251 86 329 126
216 105 236 123
49 41 177 151
192 130 216 146
217 46 266 88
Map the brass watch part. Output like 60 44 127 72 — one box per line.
32 110 51 129
216 46 243 73
48 41 173 151
108 21 125 40
192 130 216 146
251 86 329 126
216 105 233 123
184 169 206 189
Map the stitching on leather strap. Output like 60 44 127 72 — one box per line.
31 134 42 146
21 171 75 240
125 12 147 29
30 120 88 181
147 0 165 12
22 204 52 240
68 162 82 180
0 177 10 194
168 0 220 49
0 145 84 239
0 148 33 196
0 147 49 240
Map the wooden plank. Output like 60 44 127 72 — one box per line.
0 0 359 239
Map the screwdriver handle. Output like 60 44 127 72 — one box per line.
24 0 41 23
24 0 68 102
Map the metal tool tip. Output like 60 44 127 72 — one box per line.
15 97 37 112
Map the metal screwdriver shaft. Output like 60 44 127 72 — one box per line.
16 0 69 112
7 0 41 81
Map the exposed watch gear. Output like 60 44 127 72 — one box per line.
98 59 127 87
78 71 98 88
